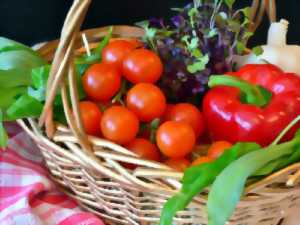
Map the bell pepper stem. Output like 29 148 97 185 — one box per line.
208 75 272 107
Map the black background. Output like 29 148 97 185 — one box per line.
0 0 298 46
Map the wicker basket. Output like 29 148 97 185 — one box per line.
17 0 300 224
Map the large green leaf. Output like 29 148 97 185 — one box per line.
0 87 27 109
207 137 300 225
0 37 40 57
6 94 43 120
0 68 32 88
159 142 261 225
0 50 46 71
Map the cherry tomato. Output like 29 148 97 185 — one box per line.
79 101 102 136
165 158 190 172
102 40 136 70
123 49 163 84
125 138 161 161
156 121 196 158
191 156 214 166
161 104 175 122
126 83 166 122
82 63 121 102
207 141 232 159
101 106 139 144
165 103 204 138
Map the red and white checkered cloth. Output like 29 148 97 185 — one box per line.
0 122 105 225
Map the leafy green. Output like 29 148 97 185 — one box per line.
224 0 235 8
6 94 43 120
252 46 264 56
187 54 209 73
0 109 8 148
0 87 27 110
0 68 32 88
0 37 40 57
0 50 46 71
207 136 300 225
31 65 51 89
159 142 260 225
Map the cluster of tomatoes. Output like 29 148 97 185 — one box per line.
79 38 232 171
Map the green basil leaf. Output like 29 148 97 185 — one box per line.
0 50 46 71
0 68 32 88
224 0 235 9
31 65 51 89
0 109 8 148
0 87 27 109
159 142 260 225
207 138 300 225
0 37 40 57
6 94 43 120
236 41 246 55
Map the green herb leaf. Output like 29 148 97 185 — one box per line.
0 37 40 57
187 54 209 73
159 142 260 225
252 46 264 56
243 31 254 40
0 87 27 110
6 94 43 120
0 68 32 88
0 109 8 148
236 41 246 55
31 65 51 89
150 118 160 143
0 50 46 71
227 19 240 33
224 0 235 9
205 28 218 38
207 137 300 225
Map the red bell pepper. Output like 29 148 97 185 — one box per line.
203 64 300 146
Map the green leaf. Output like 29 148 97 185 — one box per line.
0 50 46 71
252 46 264 56
0 87 27 110
0 37 40 57
28 86 45 102
0 68 32 88
0 109 8 148
243 31 254 40
205 28 218 38
159 142 260 225
187 54 209 73
227 19 240 33
31 65 51 89
6 94 43 120
236 41 246 55
241 7 251 19
224 0 235 8
207 138 300 225
150 118 160 143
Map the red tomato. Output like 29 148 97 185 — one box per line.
125 138 161 161
126 83 166 122
207 141 232 159
156 121 196 158
79 101 102 136
101 106 139 144
82 63 121 102
161 104 175 122
123 49 163 84
165 103 204 138
102 40 136 70
191 156 214 166
165 158 190 172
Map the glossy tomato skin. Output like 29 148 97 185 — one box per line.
164 158 190 172
101 106 139 145
165 103 204 138
102 40 136 70
123 49 163 84
191 156 214 166
79 101 102 136
207 141 232 159
156 121 196 158
126 83 167 122
126 138 161 161
82 63 121 102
